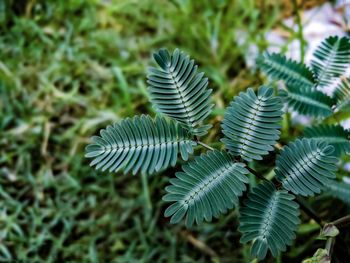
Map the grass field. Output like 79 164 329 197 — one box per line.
1 0 349 262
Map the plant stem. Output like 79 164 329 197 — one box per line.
141 172 152 222
295 197 323 226
331 214 350 228
323 215 350 260
292 0 305 63
325 237 335 258
180 231 218 258
197 141 215 151
246 166 268 182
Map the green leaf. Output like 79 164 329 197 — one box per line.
147 48 214 136
85 115 196 175
221 86 283 162
325 180 350 206
280 85 334 118
163 150 249 227
304 124 350 156
257 53 315 87
275 139 338 196
311 36 350 89
333 77 350 111
239 181 300 260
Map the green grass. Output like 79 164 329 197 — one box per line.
1 0 349 262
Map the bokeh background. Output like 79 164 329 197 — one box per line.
1 0 349 262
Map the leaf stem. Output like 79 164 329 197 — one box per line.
197 141 215 151
246 166 268 182
141 172 152 222
180 231 218 258
330 214 350 228
325 237 335 258
292 0 305 63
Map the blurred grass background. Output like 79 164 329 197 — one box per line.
0 0 348 262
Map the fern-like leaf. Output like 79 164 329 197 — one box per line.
325 180 350 207
311 36 350 88
333 77 350 111
304 124 350 156
147 49 213 136
85 115 196 175
280 85 334 118
257 53 315 87
163 150 249 227
221 86 283 162
239 182 300 260
275 139 338 196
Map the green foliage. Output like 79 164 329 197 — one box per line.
275 139 338 196
147 49 213 136
311 36 350 89
85 115 196 175
257 53 315 87
83 36 348 261
2 0 348 259
255 35 350 262
280 85 333 118
239 182 300 260
84 38 347 260
333 77 350 111
304 124 350 156
257 36 350 119
221 86 283 161
163 150 249 227
325 180 350 207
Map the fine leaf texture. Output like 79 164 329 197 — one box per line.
333 77 350 111
163 150 249 227
325 180 350 207
257 53 315 87
311 36 350 89
304 124 350 156
147 48 213 136
85 115 196 175
280 85 334 118
221 86 283 162
275 138 338 196
239 182 300 260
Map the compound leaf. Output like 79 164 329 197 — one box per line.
85 115 196 175
147 48 213 136
311 36 350 89
163 150 249 227
257 53 315 87
275 138 338 196
239 181 300 260
333 77 350 111
221 86 283 162
280 85 334 118
304 124 350 156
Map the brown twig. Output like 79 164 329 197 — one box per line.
330 214 350 228
180 231 218 258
